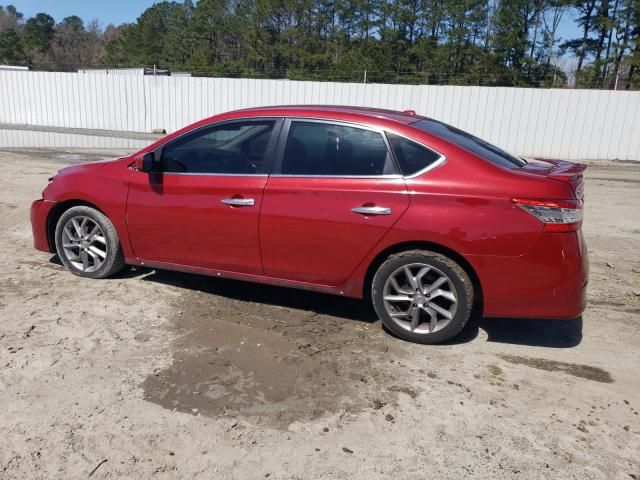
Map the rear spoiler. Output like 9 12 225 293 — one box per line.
530 158 587 181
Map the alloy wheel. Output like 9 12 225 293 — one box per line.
382 263 458 334
60 216 108 273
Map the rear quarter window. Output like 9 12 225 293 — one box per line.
386 132 442 176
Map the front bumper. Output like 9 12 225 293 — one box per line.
30 199 57 252
468 230 589 319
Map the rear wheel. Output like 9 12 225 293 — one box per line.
371 250 473 344
54 206 125 279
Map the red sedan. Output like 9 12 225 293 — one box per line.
30 106 588 344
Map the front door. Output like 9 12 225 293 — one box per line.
259 119 410 285
127 118 280 274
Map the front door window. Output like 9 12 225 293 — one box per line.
161 120 276 174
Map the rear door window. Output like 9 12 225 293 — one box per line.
281 121 396 176
386 132 443 175
413 119 526 168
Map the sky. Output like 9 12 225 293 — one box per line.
6 0 159 26
6 0 582 60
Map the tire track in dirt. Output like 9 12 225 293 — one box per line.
140 269 411 426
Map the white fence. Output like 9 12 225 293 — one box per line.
1 70 639 160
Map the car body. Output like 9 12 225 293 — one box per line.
31 106 588 343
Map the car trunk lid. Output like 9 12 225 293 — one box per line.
520 158 586 199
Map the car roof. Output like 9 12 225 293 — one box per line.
230 105 423 125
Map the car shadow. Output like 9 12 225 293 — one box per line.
48 254 63 266
484 316 582 347
121 265 379 323
447 312 582 348
54 260 583 348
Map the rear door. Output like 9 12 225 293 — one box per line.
127 118 281 274
259 119 410 285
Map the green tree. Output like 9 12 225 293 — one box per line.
560 0 598 72
0 27 27 64
623 0 640 87
104 2 181 66
163 0 196 66
50 16 88 67
493 0 545 74
23 13 54 53
1 0 635 89
0 4 23 30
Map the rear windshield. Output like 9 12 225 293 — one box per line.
412 119 527 168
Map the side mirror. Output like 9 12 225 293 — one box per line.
139 152 161 173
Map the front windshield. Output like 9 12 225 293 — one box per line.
413 119 527 168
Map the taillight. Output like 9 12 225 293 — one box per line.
574 180 584 200
512 198 583 232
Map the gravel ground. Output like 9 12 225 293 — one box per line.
0 149 638 479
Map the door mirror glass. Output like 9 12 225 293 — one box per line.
141 152 159 173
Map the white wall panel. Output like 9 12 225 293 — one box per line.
0 128 150 149
0 70 639 159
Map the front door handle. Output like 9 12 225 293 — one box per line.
221 197 255 207
351 206 392 216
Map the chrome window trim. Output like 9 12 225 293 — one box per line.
159 116 283 148
150 114 447 179
271 116 447 180
281 116 387 132
383 127 448 179
153 116 283 177
159 172 270 177
403 155 447 179
275 117 400 178
269 174 404 179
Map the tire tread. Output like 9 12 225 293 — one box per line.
54 205 125 279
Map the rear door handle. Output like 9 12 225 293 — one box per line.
351 206 392 216
221 198 255 207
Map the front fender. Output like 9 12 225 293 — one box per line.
43 159 136 260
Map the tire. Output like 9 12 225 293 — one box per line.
371 250 474 344
54 205 125 279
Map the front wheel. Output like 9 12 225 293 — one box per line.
371 250 474 344
54 205 125 279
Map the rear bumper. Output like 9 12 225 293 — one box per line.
469 230 588 319
30 199 56 252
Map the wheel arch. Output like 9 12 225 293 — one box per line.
46 199 107 252
362 241 483 313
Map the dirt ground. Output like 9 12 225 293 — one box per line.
0 148 638 479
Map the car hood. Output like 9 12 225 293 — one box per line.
54 156 127 178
